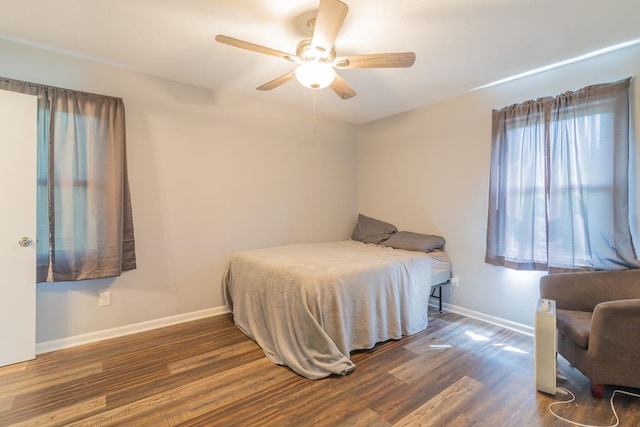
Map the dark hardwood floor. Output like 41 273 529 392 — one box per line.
1 310 639 426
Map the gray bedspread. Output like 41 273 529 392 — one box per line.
223 240 441 379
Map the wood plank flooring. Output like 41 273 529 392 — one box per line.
1 311 639 426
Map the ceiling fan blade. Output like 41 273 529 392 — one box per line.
215 35 296 62
334 52 416 69
257 71 297 91
330 74 356 99
311 0 348 54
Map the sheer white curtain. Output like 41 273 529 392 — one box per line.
0 77 136 282
486 78 638 271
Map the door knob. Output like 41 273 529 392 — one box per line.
18 237 33 247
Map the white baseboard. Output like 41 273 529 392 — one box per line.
37 302 531 355
429 299 533 336
36 305 231 355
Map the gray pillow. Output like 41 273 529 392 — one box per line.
351 214 398 244
382 231 445 252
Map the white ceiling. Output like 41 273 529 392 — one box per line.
1 0 639 124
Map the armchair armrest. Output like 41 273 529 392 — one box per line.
589 299 640 360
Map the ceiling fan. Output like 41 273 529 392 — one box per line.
215 0 416 100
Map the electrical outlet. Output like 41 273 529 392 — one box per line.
99 291 111 307
450 275 459 288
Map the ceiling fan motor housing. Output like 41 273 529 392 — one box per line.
296 39 336 63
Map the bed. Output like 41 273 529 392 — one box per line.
223 237 451 379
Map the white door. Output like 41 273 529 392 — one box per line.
0 89 37 367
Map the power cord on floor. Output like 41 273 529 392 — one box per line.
549 387 640 427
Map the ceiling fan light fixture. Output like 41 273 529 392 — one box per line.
295 62 336 89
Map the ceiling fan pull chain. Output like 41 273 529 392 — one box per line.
313 89 318 136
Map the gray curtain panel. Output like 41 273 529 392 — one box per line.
0 77 136 282
486 77 638 271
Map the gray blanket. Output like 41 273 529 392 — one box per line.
223 240 440 379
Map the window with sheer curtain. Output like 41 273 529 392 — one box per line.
485 77 639 271
0 77 136 282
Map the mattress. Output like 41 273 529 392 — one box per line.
429 250 452 285
223 240 451 379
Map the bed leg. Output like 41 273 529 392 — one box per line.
430 285 444 313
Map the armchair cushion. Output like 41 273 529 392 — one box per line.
556 309 592 349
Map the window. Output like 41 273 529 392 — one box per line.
486 78 638 271
0 77 136 282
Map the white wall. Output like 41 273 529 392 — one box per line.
3 37 639 346
357 44 640 328
0 39 358 344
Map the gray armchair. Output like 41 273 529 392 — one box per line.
539 269 640 398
